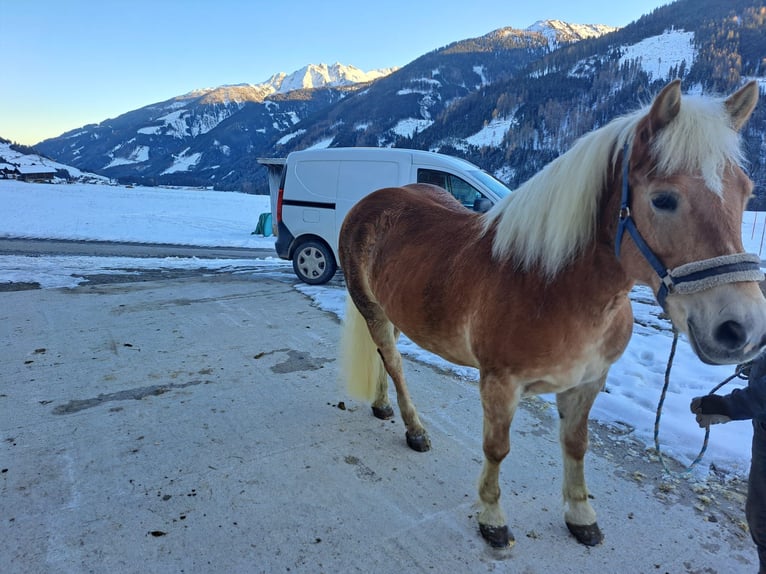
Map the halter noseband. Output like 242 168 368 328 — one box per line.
614 143 763 308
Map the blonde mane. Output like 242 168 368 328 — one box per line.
482 92 747 278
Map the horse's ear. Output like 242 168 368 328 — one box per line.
648 80 682 134
633 80 682 150
725 81 759 132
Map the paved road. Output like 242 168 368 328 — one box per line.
0 238 275 260
0 271 757 573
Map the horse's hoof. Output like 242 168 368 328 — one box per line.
479 523 516 548
371 404 394 420
566 521 603 546
405 431 431 452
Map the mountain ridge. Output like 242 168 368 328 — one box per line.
182 62 399 105
29 18 611 188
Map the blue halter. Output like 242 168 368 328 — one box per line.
614 143 763 308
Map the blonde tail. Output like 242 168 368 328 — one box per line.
340 294 382 402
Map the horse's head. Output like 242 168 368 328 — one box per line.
618 80 766 365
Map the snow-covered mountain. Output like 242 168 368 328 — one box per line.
526 19 619 49
264 63 398 94
182 63 397 105
32 62 395 185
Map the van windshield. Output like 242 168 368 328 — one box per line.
468 170 511 199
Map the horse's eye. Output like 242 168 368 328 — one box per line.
651 192 678 212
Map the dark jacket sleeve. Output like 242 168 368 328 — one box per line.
718 356 766 420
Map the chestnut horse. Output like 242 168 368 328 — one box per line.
338 81 766 549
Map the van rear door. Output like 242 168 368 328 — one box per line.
333 159 401 253
285 159 338 231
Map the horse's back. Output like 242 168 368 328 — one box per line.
343 182 473 235
339 183 481 276
346 183 469 223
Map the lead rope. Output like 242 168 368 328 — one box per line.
653 330 745 475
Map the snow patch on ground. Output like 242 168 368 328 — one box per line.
105 145 150 168
466 117 515 147
392 118 433 138
619 29 696 81
277 130 306 146
305 137 335 150
161 148 202 174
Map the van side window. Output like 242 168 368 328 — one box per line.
417 169 488 212
417 169 447 189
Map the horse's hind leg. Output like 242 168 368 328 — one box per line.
370 362 394 420
556 376 606 546
367 320 430 451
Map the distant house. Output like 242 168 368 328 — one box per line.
0 163 19 179
17 165 56 182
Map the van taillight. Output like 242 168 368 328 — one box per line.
276 186 284 223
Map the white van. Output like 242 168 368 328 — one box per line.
271 147 511 284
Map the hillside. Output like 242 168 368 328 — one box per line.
408 0 766 196
0 138 108 184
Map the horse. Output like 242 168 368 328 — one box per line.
338 80 766 549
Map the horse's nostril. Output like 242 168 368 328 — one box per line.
714 320 747 350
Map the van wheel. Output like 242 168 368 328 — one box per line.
292 240 337 284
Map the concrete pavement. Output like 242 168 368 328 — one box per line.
0 273 758 573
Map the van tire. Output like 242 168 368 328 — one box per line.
292 240 337 284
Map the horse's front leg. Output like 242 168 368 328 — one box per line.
556 375 606 546
477 372 521 548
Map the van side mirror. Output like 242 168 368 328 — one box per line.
473 197 492 213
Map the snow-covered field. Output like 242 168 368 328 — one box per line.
1 179 764 477
0 181 274 248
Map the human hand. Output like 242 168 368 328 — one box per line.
690 396 732 428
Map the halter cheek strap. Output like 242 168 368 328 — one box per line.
614 143 764 309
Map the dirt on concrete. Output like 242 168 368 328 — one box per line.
0 272 758 573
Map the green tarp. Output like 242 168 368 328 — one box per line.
254 212 273 237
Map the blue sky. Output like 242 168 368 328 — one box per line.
1 0 669 146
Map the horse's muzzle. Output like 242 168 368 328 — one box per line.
687 317 766 365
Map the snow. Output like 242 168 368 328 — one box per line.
0 142 108 182
473 65 489 86
104 145 150 168
276 129 306 146
1 179 765 478
494 165 516 183
137 125 162 135
161 149 202 174
304 137 335 150
268 63 397 94
568 29 695 82
391 118 434 138
397 88 431 96
0 181 272 248
155 109 190 139
213 140 231 156
619 29 696 81
527 20 619 50
148 106 236 143
466 116 516 147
